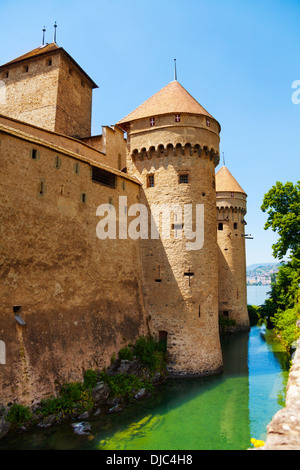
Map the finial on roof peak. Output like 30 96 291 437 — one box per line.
174 58 177 81
41 26 46 46
54 21 57 44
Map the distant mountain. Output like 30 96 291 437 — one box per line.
246 262 283 286
246 262 281 272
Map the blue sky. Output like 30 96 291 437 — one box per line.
1 0 299 266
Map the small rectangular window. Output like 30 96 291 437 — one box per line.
218 222 223 231
92 166 116 188
147 174 155 188
234 222 238 229
24 65 29 73
48 58 52 66
31 149 37 159
179 173 189 184
4 71 9 78
74 162 80 174
81 193 86 203
54 155 61 169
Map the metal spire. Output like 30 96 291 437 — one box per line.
174 58 177 81
41 26 46 46
53 21 57 44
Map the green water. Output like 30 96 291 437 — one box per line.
0 326 289 450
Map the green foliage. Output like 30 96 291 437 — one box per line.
260 181 300 351
38 381 93 418
219 316 236 332
271 304 300 350
5 403 32 426
133 335 166 371
247 305 265 325
261 180 300 260
83 369 99 389
118 346 134 361
99 371 153 402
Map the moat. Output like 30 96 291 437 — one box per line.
0 325 290 450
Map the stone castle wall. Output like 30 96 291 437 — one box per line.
0 124 148 405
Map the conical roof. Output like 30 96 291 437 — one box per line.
215 166 246 195
117 80 219 129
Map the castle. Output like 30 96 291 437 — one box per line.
0 39 250 405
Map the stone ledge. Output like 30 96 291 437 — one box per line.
261 340 300 450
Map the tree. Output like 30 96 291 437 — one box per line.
261 181 300 260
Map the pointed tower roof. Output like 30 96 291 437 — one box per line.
0 43 98 88
117 80 219 129
215 166 246 195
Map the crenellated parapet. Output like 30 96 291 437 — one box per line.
131 143 220 166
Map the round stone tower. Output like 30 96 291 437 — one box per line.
117 80 223 377
216 166 250 331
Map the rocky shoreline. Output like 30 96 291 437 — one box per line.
0 357 167 443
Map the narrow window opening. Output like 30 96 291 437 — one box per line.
179 173 189 184
218 222 223 231
175 114 181 122
24 65 29 73
13 306 26 326
147 174 155 188
234 222 238 230
31 149 37 160
223 310 229 317
158 331 168 352
206 118 210 127
40 181 44 195
48 58 52 66
55 156 61 169
4 71 9 78
155 265 161 283
184 268 194 286
74 162 80 174
150 117 155 127
81 193 86 203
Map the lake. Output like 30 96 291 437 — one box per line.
247 285 271 306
